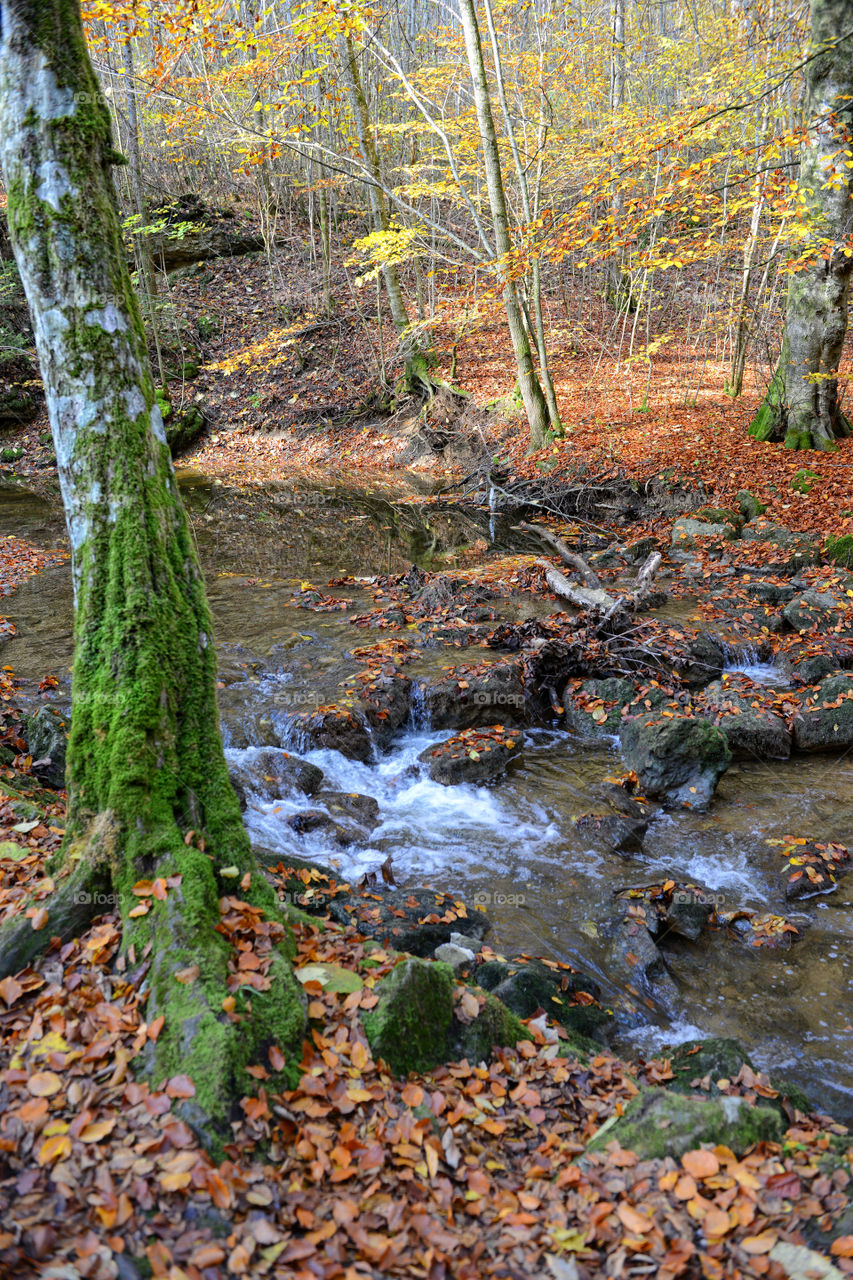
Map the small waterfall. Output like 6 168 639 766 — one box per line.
721 641 784 685
408 681 431 732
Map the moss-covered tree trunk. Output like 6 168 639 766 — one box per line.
748 0 853 450
0 0 304 1145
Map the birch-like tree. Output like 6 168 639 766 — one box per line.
0 0 305 1148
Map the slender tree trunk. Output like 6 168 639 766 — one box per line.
340 35 429 390
606 0 630 310
0 0 304 1148
748 0 853 449
457 0 551 448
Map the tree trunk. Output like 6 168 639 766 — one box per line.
0 0 304 1148
456 0 551 449
748 0 853 450
340 35 431 392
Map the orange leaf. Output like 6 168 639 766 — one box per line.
616 1203 654 1234
27 1071 62 1097
166 1075 196 1098
682 1148 719 1179
30 907 49 931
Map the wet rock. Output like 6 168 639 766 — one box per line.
288 705 373 763
614 883 715 943
678 631 725 689
783 590 846 633
623 535 659 564
699 680 791 760
574 813 648 855
228 749 324 808
792 673 853 751
474 957 611 1046
24 705 67 789
356 671 411 746
740 519 821 573
586 1088 784 1159
620 712 731 808
287 791 380 846
778 649 837 685
361 957 525 1075
778 838 851 900
741 579 796 605
416 661 527 730
328 886 491 956
602 914 678 1012
418 725 523 785
671 516 735 547
563 677 636 738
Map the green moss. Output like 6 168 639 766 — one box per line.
363 956 527 1077
694 506 743 533
824 534 853 568
362 958 456 1076
587 1088 784 1160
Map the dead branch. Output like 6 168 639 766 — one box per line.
518 522 602 587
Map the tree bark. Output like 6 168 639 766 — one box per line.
0 0 305 1148
748 0 853 450
457 0 551 449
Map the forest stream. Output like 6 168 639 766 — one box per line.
3 471 851 1122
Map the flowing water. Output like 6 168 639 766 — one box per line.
1 473 851 1118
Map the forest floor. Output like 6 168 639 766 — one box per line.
1 228 853 1278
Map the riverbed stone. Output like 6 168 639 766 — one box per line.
418 725 523 785
228 749 324 808
740 519 821 573
586 1088 784 1159
474 957 610 1045
792 673 853 751
603 915 678 1013
355 671 412 746
287 705 373 763
620 712 731 808
699 680 792 760
563 677 636 738
287 790 380 846
24 704 67 789
677 631 725 689
783 590 847 633
671 516 733 547
328 886 491 956
574 813 648 855
416 661 527 730
361 957 525 1075
434 942 476 970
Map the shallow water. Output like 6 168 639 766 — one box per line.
1 474 851 1118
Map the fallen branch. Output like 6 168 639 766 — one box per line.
519 522 602 587
632 551 662 610
536 558 622 616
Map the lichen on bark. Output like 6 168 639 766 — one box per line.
0 0 305 1145
748 0 853 450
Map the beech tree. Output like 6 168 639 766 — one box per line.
749 0 853 450
0 0 305 1144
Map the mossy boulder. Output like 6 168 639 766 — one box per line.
362 956 525 1076
473 957 611 1049
587 1087 784 1159
620 712 731 808
694 506 744 535
671 515 734 547
563 677 637 738
737 490 766 520
793 673 853 751
824 534 853 569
